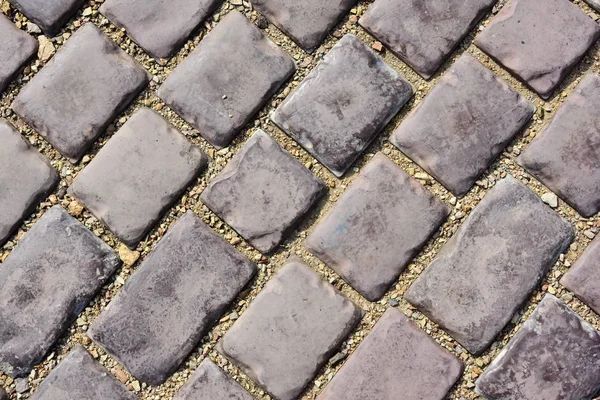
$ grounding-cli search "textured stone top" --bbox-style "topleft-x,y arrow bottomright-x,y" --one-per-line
0,387 -> 6,400
8,0 -> 83,35
0,13 -> 37,94
561,235 -> 600,315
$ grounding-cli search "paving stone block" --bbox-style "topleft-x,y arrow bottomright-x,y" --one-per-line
8,0 -> 83,35
587,0 -> 600,12
0,119 -> 58,246
476,295 -> 600,400
517,73 -> 600,217
159,10 -> 295,149
475,0 -> 600,99
174,359 -> 254,400
100,0 -> 222,60
0,388 -> 6,400
0,206 -> 120,377
219,258 -> 362,400
12,23 -> 150,163
273,34 -> 412,177
0,14 -> 37,94
69,108 -> 208,248
359,0 -> 495,79
88,211 -> 256,385
201,129 -> 325,254
251,0 -> 358,52
405,176 -> 573,354
391,54 -> 534,197
30,345 -> 137,400
561,236 -> 600,315
305,153 -> 449,301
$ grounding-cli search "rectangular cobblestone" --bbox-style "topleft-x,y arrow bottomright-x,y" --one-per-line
8,0 -> 83,35
0,14 -> 37,94
405,176 -> 573,354
561,235 -> 600,315
88,211 -> 256,385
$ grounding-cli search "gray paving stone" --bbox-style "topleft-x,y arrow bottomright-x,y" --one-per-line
0,387 -> 6,400
404,176 -> 573,355
587,0 -> 600,12
8,0 -> 83,35
475,0 -> 600,99
173,359 -> 254,400
30,345 -> 137,400
476,295 -> 600,400
0,14 -> 37,94
561,236 -> 600,315
0,206 -> 120,377
305,153 -> 449,301
100,0 -> 222,60
158,10 -> 295,149
201,129 -> 325,254
219,258 -> 362,400
69,108 -> 208,248
88,211 -> 256,385
12,23 -> 150,163
517,73 -> 600,217
0,119 -> 58,246
391,54 -> 534,197
359,0 -> 495,79
251,0 -> 358,52
272,34 -> 412,177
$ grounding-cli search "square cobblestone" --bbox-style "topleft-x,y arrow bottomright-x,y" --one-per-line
0,388 -> 5,400
318,308 -> 463,400
272,34 -> 412,177
305,153 -> 449,301
88,211 -> 256,385
561,236 -> 600,315
219,258 -> 362,400
158,10 -> 296,149
12,23 -> 150,163
0,14 -> 37,94
359,0 -> 495,79
405,176 -> 573,354
587,0 -> 600,12
0,206 -> 120,377
0,119 -> 58,246
391,54 -> 534,197
476,295 -> 600,400
8,0 -> 83,35
201,129 -> 325,254
518,73 -> 600,217
100,0 -> 222,60
475,0 -> 600,99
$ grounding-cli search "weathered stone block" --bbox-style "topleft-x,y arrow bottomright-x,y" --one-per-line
8,0 -> 83,35
561,235 -> 600,315
0,14 -> 37,94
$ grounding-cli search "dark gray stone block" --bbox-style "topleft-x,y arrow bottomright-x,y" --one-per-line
0,206 -> 120,377
69,108 -> 208,248
201,129 -> 325,254
88,211 -> 256,385
476,295 -> 600,400
475,0 -> 600,99
561,236 -> 600,315
30,345 -> 137,400
158,10 -> 295,149
305,153 -> 449,301
0,387 -> 6,400
359,0 -> 495,79
12,23 -> 150,163
0,119 -> 58,246
100,0 -> 222,60
219,258 -> 362,400
0,14 -> 37,94
517,73 -> 600,217
391,54 -> 534,197
8,0 -> 83,35
405,176 -> 573,355
273,34 -> 412,177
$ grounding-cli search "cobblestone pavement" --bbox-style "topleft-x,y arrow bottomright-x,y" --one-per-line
3,0 -> 600,399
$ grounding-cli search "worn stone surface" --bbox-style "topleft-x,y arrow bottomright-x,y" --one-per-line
88,211 -> 256,385
219,258 -> 362,400
391,54 -> 534,197
0,206 -> 120,377
475,0 -> 600,99
518,73 -> 600,217
100,0 -> 222,60
12,23 -> 150,163
159,10 -> 295,149
273,34 -> 412,177
405,176 -> 573,355
586,0 -> 600,12
173,359 -> 254,400
8,0 -> 83,35
0,14 -> 37,94
305,153 -> 449,301
201,129 -> 325,254
359,0 -> 495,79
29,345 -> 137,400
69,108 -> 208,248
0,119 -> 58,246
561,236 -> 600,315
0,387 -> 6,400
476,295 -> 600,400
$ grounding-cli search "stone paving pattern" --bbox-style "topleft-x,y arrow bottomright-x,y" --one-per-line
0,14 -> 36,94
